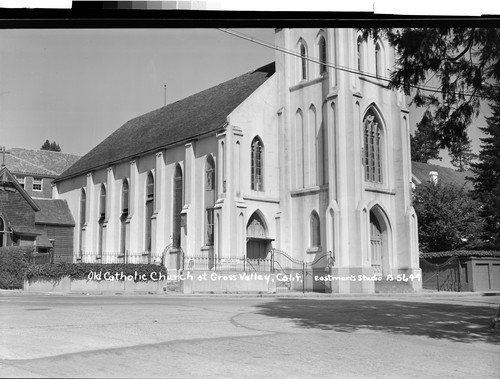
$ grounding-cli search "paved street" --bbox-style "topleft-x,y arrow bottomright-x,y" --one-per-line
1,293 -> 499,378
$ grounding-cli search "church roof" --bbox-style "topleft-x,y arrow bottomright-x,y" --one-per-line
4,148 -> 81,178
56,62 -> 276,182
35,199 -> 75,226
411,161 -> 474,191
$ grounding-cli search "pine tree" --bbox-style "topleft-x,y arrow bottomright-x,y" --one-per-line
410,110 -> 442,163
449,135 -> 476,171
470,89 -> 500,248
359,28 -> 500,148
40,140 -> 61,152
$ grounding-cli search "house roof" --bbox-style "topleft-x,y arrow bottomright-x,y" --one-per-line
35,199 -> 75,226
56,62 -> 276,182
0,166 -> 40,211
3,148 -> 81,178
411,161 -> 474,191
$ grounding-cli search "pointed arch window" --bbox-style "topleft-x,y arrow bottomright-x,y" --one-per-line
357,36 -> 363,72
145,172 -> 154,252
310,211 -> 321,248
318,34 -> 327,74
173,165 -> 183,248
363,111 -> 383,183
98,184 -> 106,257
299,41 -> 307,81
120,179 -> 129,255
205,156 -> 216,246
78,189 -> 86,255
375,42 -> 382,77
251,137 -> 264,191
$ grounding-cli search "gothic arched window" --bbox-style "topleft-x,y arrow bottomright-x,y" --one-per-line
98,184 -> 106,257
145,172 -> 154,252
375,42 -> 382,77
363,111 -> 383,183
205,156 -> 215,246
251,137 -> 264,191
357,36 -> 363,72
310,211 -> 321,248
173,165 -> 183,248
120,179 -> 129,255
299,41 -> 307,81
78,189 -> 86,255
318,34 -> 327,74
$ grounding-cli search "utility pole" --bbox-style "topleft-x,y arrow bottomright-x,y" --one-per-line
164,85 -> 167,106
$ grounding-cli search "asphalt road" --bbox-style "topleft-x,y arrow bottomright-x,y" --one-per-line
1,293 -> 499,378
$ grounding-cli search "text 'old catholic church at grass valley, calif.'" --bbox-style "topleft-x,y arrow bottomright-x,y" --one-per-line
48,28 -> 421,294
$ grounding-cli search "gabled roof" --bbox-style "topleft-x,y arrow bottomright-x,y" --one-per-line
411,161 -> 474,191
4,148 -> 81,178
57,62 -> 276,182
0,166 -> 40,211
35,199 -> 75,226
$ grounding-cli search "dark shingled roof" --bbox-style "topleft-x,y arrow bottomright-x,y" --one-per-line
35,199 -> 75,226
411,161 -> 474,191
5,148 -> 81,177
57,62 -> 276,182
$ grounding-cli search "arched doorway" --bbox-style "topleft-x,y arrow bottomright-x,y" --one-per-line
369,207 -> 389,276
246,212 -> 272,259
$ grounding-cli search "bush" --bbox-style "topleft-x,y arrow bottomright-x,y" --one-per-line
25,263 -> 168,282
0,246 -> 32,289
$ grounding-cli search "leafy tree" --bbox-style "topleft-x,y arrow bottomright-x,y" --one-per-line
360,28 -> 500,148
449,134 -> 476,171
413,181 -> 484,253
41,140 -> 61,152
470,87 -> 500,248
410,110 -> 442,163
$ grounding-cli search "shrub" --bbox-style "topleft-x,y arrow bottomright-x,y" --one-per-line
25,263 -> 168,282
0,246 -> 32,289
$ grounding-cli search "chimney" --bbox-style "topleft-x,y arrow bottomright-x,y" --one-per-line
429,171 -> 438,185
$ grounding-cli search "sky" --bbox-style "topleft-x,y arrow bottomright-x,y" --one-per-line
0,28 -> 276,156
0,27 -> 490,167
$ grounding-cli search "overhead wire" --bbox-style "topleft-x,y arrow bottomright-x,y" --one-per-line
217,28 -> 494,101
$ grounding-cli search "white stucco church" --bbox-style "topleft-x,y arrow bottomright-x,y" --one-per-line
54,28 -> 421,293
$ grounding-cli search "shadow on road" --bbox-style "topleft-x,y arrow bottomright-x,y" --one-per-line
254,299 -> 500,344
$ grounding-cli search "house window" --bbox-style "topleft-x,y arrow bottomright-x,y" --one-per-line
375,42 -> 382,77
0,217 -> 6,247
205,156 -> 215,246
364,111 -> 383,183
310,211 -> 321,247
251,136 -> 264,191
318,35 -> 327,74
299,41 -> 307,81
14,175 -> 25,189
145,172 -> 154,252
32,177 -> 42,191
98,184 -> 106,257
120,179 -> 129,255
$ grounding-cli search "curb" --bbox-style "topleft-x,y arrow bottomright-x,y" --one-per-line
1,289 -> 499,298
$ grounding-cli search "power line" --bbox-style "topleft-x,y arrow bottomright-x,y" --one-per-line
218,28 -> 492,101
